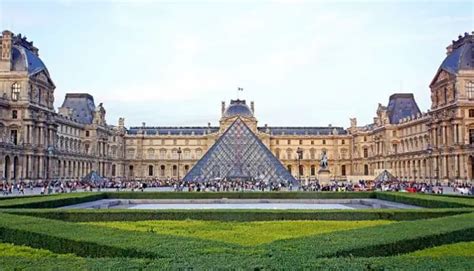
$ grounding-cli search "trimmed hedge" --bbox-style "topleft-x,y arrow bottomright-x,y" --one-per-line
0,212 -> 473,262
104,191 -> 376,199
4,208 -> 472,222
0,193 -> 105,209
266,212 -> 474,263
0,191 -> 472,210
375,192 -> 474,208
0,251 -> 473,270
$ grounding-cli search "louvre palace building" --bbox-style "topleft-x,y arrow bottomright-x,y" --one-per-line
1,29 -> 474,184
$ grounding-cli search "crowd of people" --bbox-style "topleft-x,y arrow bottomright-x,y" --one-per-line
1,177 -> 473,196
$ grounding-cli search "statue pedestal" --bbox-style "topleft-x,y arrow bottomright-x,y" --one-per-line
318,169 -> 331,185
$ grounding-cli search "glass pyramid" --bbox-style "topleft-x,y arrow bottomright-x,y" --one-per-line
183,118 -> 296,184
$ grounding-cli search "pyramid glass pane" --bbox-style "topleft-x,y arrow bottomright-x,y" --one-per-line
183,118 -> 296,184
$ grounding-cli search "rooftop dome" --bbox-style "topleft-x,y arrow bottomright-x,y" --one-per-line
223,99 -> 254,118
6,32 -> 49,76
438,32 -> 474,75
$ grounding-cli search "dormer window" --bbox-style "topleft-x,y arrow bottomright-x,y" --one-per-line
11,82 -> 20,101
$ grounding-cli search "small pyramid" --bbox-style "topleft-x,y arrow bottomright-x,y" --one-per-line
183,118 -> 296,184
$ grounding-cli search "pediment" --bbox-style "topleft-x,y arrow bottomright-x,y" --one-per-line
31,70 -> 56,88
430,69 -> 453,87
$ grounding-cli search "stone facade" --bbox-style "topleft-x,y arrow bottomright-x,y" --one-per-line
1,30 -> 473,184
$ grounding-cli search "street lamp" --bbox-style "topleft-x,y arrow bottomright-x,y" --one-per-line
296,147 -> 303,183
426,144 -> 433,185
47,146 -> 54,181
177,147 -> 182,182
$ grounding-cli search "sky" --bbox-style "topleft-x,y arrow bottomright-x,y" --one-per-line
0,0 -> 473,128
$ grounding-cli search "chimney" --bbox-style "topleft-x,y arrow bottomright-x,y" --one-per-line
221,101 -> 225,116
0,30 -> 13,71
250,101 -> 254,113
118,117 -> 125,128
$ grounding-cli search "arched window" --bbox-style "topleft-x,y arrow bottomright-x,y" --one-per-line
128,165 -> 134,177
11,82 -> 20,101
160,165 -> 166,177
148,165 -> 154,176
310,165 -> 316,176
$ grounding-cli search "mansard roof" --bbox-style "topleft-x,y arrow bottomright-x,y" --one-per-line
60,93 -> 96,124
387,93 -> 421,124
127,126 -> 219,135
439,32 -> 474,75
258,126 -> 347,135
430,32 -> 474,87
6,33 -> 51,79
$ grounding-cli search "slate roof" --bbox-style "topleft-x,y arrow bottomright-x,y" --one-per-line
60,93 -> 96,124
223,99 -> 253,118
386,93 -> 421,124
258,126 -> 347,135
438,32 -> 474,75
127,127 -> 219,135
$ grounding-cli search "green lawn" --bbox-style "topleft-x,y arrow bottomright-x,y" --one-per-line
85,220 -> 392,246
0,192 -> 472,269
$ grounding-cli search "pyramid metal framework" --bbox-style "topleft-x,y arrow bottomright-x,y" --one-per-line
183,118 -> 296,184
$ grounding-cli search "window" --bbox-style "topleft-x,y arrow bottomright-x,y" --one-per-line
469,109 -> 474,118
172,165 -> 177,176
11,83 -> 20,101
128,165 -> 134,177
12,110 -> 17,119
160,165 -> 166,176
341,165 -> 346,176
287,139 -> 291,145
299,140 -> 303,145
299,165 -> 304,175
310,165 -> 316,176
10,130 -> 18,145
85,144 -> 89,154
364,164 -> 369,175
111,164 -> 116,176
311,140 -> 314,145
364,136 -> 367,142
363,148 -> 368,158
469,129 -> 474,145
276,140 -> 279,144
287,165 -> 292,174
467,81 -> 474,99
341,139 -> 345,145
148,165 -> 154,176
392,131 -> 397,137
85,131 -> 90,137
322,139 -> 326,145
